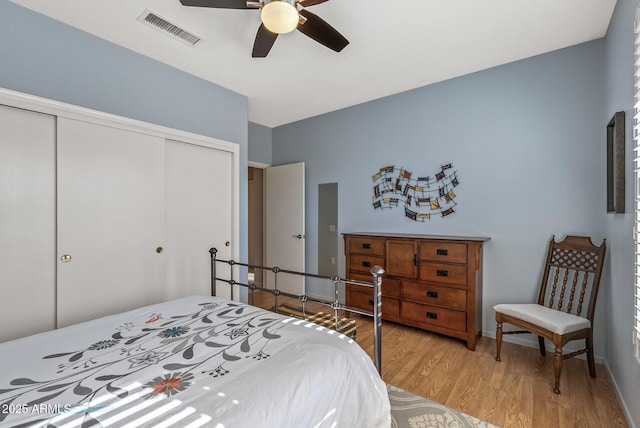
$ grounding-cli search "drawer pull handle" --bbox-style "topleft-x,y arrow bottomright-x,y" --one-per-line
436,270 -> 449,277
426,291 -> 438,298
368,299 -> 374,306
362,243 -> 371,249
426,312 -> 438,319
362,261 -> 371,267
436,249 -> 448,256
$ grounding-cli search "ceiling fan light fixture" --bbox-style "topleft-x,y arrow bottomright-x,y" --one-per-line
261,0 -> 299,34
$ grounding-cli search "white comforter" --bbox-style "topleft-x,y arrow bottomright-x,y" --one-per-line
0,295 -> 390,427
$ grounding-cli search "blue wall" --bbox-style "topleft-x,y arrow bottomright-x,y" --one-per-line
273,39 -> 605,304
603,0 -> 639,426
0,0 -> 250,285
248,122 -> 272,165
273,34 -> 610,385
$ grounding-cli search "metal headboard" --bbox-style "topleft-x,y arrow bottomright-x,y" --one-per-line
209,248 -> 385,374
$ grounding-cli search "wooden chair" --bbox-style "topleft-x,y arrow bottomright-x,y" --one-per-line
494,235 -> 606,394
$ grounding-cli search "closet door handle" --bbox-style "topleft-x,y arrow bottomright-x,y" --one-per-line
60,254 -> 72,263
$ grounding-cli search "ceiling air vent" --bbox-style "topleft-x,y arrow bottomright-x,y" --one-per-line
137,9 -> 203,47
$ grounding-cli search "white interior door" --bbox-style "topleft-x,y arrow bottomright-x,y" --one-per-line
0,105 -> 56,342
265,162 -> 305,295
166,140 -> 234,300
56,118 -> 166,327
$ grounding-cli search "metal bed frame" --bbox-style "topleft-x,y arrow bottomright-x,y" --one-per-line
209,248 -> 385,374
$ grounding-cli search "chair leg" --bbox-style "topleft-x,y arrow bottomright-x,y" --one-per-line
495,320 -> 503,362
538,335 -> 546,356
586,336 -> 596,378
553,345 -> 563,394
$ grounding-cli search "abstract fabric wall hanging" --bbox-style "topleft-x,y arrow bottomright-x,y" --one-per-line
372,163 -> 459,221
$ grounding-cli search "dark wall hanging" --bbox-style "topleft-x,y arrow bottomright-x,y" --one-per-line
372,163 -> 459,221
607,111 -> 625,213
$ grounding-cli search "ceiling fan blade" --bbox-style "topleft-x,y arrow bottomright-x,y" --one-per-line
179,0 -> 258,9
298,0 -> 330,7
297,9 -> 348,52
252,24 -> 279,58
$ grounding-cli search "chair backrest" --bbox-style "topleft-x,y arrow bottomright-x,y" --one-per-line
537,235 -> 606,322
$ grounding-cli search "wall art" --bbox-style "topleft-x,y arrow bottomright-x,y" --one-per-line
372,163 -> 459,221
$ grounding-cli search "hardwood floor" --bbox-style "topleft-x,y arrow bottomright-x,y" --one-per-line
250,291 -> 628,428
355,316 -> 628,428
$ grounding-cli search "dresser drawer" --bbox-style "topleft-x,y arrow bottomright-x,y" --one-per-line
349,237 -> 385,256
348,273 -> 401,299
401,281 -> 466,309
347,287 -> 372,312
419,262 -> 467,286
400,301 -> 467,332
347,288 -> 400,318
349,254 -> 385,274
420,242 -> 467,264
381,276 -> 401,298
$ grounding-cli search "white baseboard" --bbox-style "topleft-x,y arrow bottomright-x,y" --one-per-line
603,361 -> 637,428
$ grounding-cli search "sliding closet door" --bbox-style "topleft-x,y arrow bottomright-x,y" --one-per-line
56,118 -> 166,327
0,105 -> 55,342
165,140 -> 234,299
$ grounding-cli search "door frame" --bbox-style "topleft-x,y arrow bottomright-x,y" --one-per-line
248,161 -> 269,287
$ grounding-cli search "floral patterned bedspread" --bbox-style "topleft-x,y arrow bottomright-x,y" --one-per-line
0,295 -> 390,427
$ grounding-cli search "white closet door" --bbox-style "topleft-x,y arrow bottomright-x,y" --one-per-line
57,118 -> 166,327
0,105 -> 55,342
166,140 -> 234,300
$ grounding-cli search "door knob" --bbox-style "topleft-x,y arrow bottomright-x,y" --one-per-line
156,247 -> 163,254
60,254 -> 72,263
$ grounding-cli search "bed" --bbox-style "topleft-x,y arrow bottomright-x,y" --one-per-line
0,294 -> 390,427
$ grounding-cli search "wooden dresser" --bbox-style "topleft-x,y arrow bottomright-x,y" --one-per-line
343,233 -> 489,350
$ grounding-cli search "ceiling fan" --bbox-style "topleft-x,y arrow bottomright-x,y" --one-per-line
179,0 -> 349,58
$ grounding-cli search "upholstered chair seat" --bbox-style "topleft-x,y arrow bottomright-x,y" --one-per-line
493,303 -> 591,335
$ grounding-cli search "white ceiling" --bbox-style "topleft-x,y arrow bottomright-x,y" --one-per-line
11,0 -> 616,128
